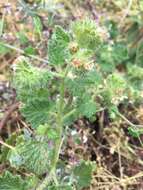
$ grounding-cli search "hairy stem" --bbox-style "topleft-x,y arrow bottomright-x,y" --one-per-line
36,71 -> 66,190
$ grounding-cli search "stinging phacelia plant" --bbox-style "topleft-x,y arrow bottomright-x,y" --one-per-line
0,19 -> 140,190
3,19 -> 102,190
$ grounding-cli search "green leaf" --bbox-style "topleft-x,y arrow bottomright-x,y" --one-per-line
112,43 -> 129,64
36,124 -> 49,136
21,100 -> 54,129
1,133 -> 17,162
66,78 -> 85,96
25,175 -> 39,190
0,43 -> 10,55
73,160 -> 96,189
13,58 -> 55,129
106,73 -> 126,91
0,171 -> 28,190
8,140 -> 53,175
48,26 -> 70,65
105,20 -> 119,39
127,65 -> 143,90
72,19 -> 102,51
24,46 -> 36,55
128,127 -> 143,138
47,185 -> 72,190
84,70 -> 102,85
101,72 -> 127,106
33,16 -> 43,35
36,124 -> 59,140
14,59 -> 51,93
98,43 -> 128,72
78,100 -> 97,118
13,59 -> 52,103
66,69 -> 101,97
16,32 -> 29,45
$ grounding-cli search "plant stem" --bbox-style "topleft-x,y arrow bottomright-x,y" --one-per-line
119,0 -> 133,27
36,71 -> 66,190
51,74 -> 65,171
115,110 -> 143,147
116,111 -> 143,129
0,139 -> 15,150
0,6 -> 5,37
0,42 -> 49,64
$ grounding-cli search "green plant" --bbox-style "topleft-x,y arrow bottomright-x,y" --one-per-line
0,17 -> 143,189
0,19 -> 102,190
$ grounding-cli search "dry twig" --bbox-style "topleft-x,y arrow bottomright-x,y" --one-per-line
0,102 -> 19,131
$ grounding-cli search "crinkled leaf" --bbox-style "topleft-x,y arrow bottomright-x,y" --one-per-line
72,19 -> 102,51
36,124 -> 59,140
78,100 -> 97,118
0,171 -> 28,190
101,72 -> 127,106
98,43 -> 128,72
33,16 -> 43,35
66,69 -> 101,97
21,100 -> 54,129
48,26 -> 70,65
13,60 -> 52,94
73,160 -> 96,189
127,65 -> 143,90
13,59 -> 52,104
66,77 -> 85,96
8,140 -> 53,175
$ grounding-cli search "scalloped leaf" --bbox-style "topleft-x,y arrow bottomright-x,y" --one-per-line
73,160 -> 96,189
21,100 -> 54,129
78,100 -> 97,118
0,171 -> 28,190
14,59 -> 51,91
8,140 -> 53,175
48,26 -> 70,65
72,19 -> 102,51
13,59 -> 52,103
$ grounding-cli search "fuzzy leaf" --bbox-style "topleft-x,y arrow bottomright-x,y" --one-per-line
36,124 -> 59,140
33,16 -> 43,34
0,171 -> 28,190
8,140 -> 53,175
127,65 -> 143,90
73,160 -> 96,189
101,72 -> 127,106
48,26 -> 70,65
13,60 -> 51,92
21,100 -> 54,129
72,19 -> 102,51
78,100 -> 97,118
98,43 -> 128,72
66,69 -> 101,97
